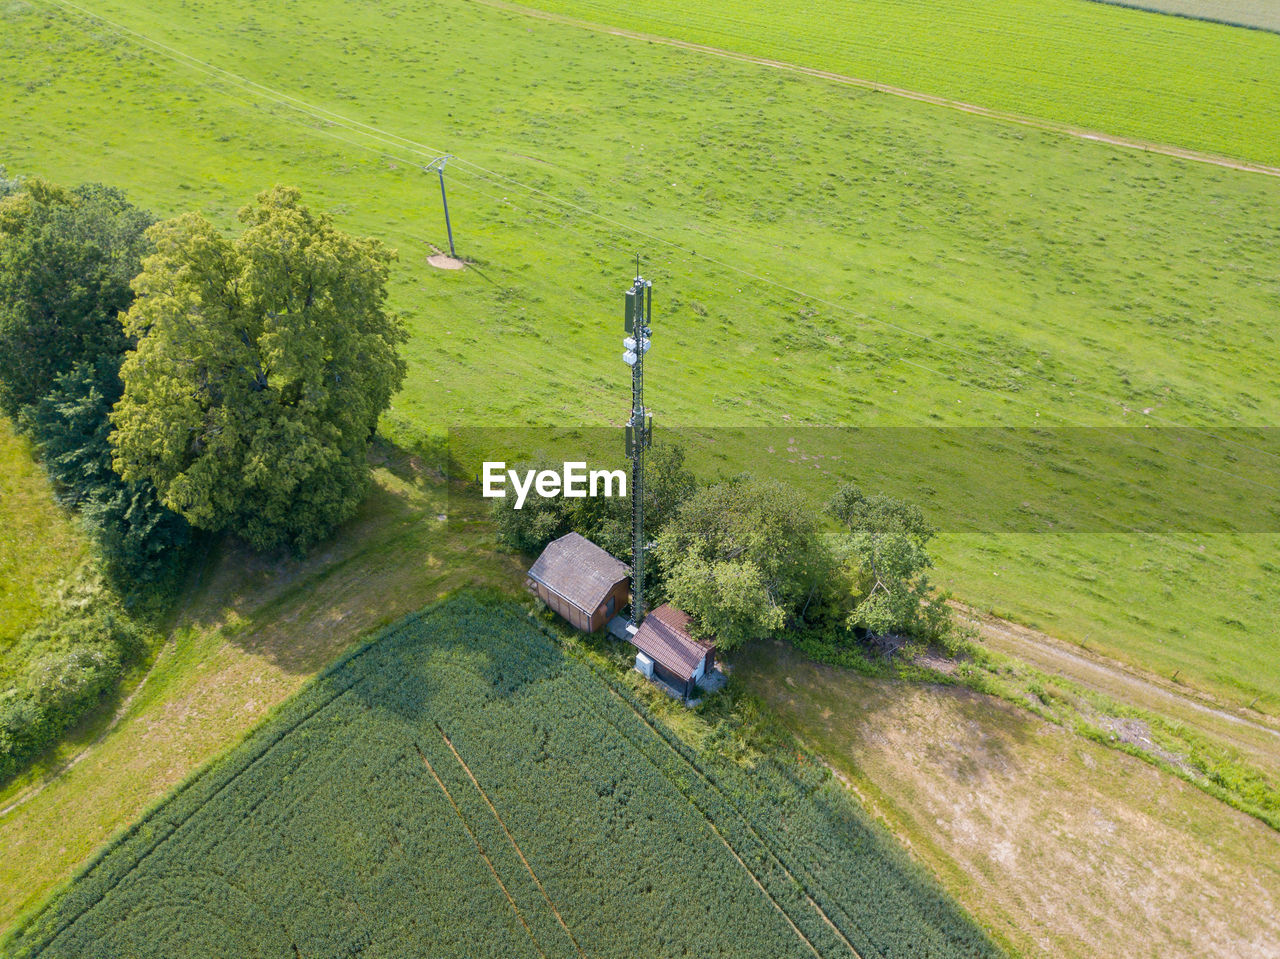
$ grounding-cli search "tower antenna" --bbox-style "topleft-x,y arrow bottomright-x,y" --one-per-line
622,266 -> 653,628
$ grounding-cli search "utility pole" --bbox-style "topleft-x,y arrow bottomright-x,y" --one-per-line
623,266 -> 652,628
424,155 -> 456,258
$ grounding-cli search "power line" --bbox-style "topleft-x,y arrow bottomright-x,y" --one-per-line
36,0 -> 1280,473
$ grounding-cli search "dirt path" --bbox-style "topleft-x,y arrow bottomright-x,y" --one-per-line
740,643 -> 1280,959
474,0 -> 1280,178
953,603 -> 1280,773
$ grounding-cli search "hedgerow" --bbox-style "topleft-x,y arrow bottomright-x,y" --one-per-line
5,594 -> 1001,958
0,569 -> 149,784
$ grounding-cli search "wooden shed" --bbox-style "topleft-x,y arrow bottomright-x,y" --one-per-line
629,603 -> 716,701
526,532 -> 630,633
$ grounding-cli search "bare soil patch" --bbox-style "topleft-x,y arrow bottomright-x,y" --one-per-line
736,642 -> 1280,959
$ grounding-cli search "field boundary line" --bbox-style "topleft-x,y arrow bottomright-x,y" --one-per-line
547,654 -> 848,959
17,679 -> 367,956
470,0 -> 1280,178
596,683 -> 864,958
413,743 -> 548,959
6,603 -> 443,953
436,725 -> 588,959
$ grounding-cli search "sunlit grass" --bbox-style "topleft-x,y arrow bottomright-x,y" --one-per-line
2,0 -> 1277,706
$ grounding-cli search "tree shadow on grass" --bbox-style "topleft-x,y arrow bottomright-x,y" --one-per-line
339,591 -> 569,730
174,434 -> 526,677
735,638 -> 1031,787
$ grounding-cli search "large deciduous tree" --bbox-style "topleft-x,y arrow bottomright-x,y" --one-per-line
0,178 -> 153,417
110,186 -> 407,552
654,476 -> 834,650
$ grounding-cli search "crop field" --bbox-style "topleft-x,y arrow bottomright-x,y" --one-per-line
510,0 -> 1280,166
4,594 -> 997,958
0,443 -> 529,932
2,0 -> 1278,711
1086,0 -> 1280,33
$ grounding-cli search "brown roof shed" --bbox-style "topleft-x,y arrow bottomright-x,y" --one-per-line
527,533 -> 630,632
630,604 -> 715,682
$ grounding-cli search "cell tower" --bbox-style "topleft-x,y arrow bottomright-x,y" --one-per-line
623,268 -> 653,628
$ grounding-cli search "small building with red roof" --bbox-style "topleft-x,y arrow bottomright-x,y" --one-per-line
629,603 -> 716,701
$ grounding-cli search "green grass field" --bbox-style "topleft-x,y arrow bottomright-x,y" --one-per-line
0,420 -> 88,671
510,0 -> 1280,165
4,593 -> 998,958
2,0 -> 1277,709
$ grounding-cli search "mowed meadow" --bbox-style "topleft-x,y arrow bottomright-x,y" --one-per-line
0,420 -> 88,667
511,0 -> 1280,165
3,0 -> 1279,707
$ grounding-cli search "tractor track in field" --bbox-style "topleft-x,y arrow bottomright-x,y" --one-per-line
584,686 -> 831,959
415,743 -> 549,959
953,603 -> 1280,769
567,655 -> 869,959
473,0 -> 1280,179
435,725 -> 587,959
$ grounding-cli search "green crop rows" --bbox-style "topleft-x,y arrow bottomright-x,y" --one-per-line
4,594 -> 998,958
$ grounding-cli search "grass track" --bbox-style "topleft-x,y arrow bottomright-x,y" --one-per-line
509,0 -> 1280,167
478,0 -> 1280,178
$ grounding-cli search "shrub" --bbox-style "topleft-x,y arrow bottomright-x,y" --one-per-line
21,358 -> 191,591
0,569 -> 148,784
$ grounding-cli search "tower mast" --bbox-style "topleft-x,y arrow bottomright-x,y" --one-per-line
623,268 -> 652,628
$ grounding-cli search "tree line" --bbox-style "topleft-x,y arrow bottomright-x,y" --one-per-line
0,172 -> 406,783
493,446 -> 954,655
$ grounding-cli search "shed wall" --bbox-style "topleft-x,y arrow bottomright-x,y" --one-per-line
533,579 -> 627,634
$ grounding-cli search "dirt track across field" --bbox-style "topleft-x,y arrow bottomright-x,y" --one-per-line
477,0 -> 1280,179
954,603 -> 1280,776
